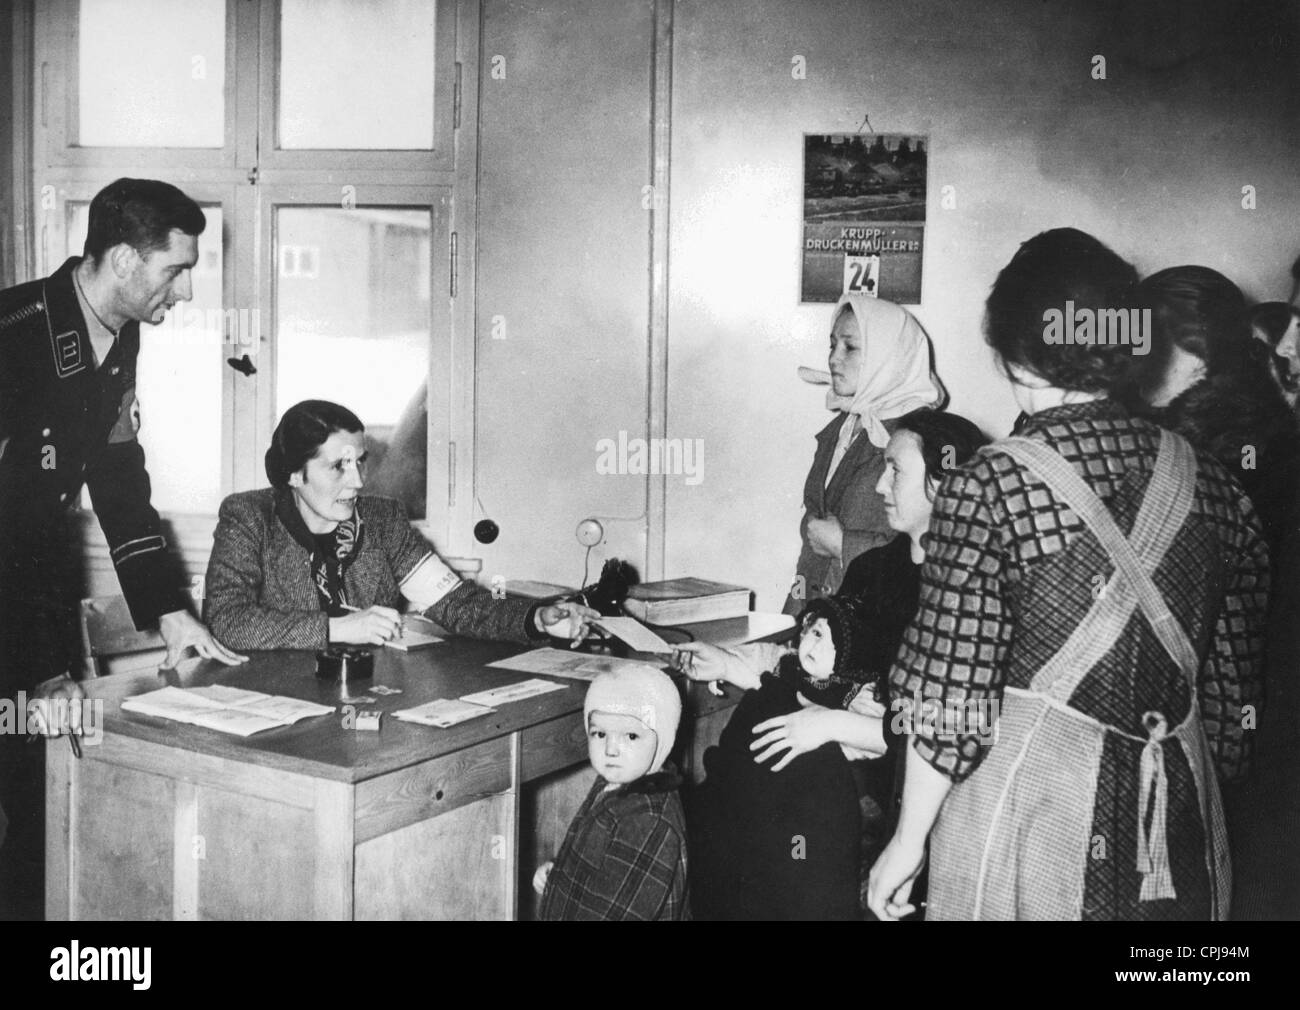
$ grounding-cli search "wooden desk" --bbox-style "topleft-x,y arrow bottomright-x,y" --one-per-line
46,613 -> 792,921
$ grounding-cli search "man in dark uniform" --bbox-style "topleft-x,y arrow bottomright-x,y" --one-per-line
0,178 -> 246,919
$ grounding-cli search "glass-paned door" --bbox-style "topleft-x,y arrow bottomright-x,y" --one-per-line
272,205 -> 434,516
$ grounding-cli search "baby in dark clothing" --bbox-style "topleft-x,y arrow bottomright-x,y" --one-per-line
678,594 -> 878,920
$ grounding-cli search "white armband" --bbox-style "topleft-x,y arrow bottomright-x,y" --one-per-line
399,552 -> 462,609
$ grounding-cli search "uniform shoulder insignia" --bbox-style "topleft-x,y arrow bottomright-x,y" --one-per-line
0,300 -> 44,332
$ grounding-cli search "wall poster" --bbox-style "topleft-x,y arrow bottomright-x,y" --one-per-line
800,133 -> 927,304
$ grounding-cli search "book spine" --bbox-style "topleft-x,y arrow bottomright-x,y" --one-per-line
624,594 -> 750,626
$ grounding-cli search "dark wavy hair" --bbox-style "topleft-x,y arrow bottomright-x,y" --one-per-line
892,408 -> 989,496
1141,266 -> 1251,368
984,228 -> 1139,394
1114,266 -> 1262,408
265,400 -> 364,488
83,178 -> 206,264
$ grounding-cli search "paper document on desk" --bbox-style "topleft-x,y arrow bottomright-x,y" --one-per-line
487,648 -> 666,682
122,686 -> 227,719
460,678 -> 569,707
393,698 -> 496,728
189,686 -> 334,722
189,685 -> 265,706
123,686 -> 335,737
591,617 -> 675,654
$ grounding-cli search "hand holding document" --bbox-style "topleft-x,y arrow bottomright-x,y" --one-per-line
590,616 -> 675,654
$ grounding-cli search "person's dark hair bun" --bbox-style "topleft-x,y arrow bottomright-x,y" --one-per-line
266,400 -> 364,488
264,444 -> 289,488
892,408 -> 990,486
984,227 -> 1139,394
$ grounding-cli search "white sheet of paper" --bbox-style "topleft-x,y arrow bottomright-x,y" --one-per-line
121,686 -> 334,735
460,678 -> 569,707
121,686 -> 229,718
393,698 -> 496,728
487,648 -> 666,681
185,708 -> 287,737
591,616 -> 675,654
190,685 -> 268,706
236,695 -> 335,723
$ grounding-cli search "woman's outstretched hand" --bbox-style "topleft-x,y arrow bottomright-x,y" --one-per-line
536,601 -> 601,645
673,642 -> 765,692
671,641 -> 730,682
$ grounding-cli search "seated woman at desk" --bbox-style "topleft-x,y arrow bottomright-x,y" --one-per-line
205,399 -> 595,650
677,408 -> 988,919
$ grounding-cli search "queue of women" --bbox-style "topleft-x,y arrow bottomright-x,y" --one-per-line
673,228 -> 1292,920
201,226 -> 1293,920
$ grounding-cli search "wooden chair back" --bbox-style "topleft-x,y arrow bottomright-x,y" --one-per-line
79,595 -> 166,678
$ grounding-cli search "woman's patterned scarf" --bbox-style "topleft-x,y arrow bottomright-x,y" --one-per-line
274,490 -> 363,616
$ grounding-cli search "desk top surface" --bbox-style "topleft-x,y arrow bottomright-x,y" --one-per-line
82,612 -> 793,785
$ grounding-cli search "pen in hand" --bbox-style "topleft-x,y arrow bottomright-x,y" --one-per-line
26,726 -> 83,759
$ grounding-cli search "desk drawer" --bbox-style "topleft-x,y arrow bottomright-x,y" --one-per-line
355,736 -> 512,843
519,712 -> 587,780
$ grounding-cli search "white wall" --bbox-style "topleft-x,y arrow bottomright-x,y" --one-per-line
472,0 -> 655,590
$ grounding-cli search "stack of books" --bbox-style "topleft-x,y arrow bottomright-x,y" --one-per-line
623,577 -> 751,626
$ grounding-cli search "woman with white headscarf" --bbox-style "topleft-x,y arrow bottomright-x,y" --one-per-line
784,294 -> 945,614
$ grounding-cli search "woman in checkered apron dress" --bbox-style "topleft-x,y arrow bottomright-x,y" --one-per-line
866,230 -> 1270,921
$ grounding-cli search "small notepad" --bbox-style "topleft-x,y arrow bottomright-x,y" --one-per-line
460,679 -> 568,707
393,698 -> 496,728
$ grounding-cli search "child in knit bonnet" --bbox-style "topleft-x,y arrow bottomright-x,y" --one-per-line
534,667 -> 690,920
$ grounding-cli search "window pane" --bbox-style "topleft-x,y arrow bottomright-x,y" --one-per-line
68,203 -> 225,514
78,0 -> 226,148
278,0 -> 435,150
275,207 -> 430,518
